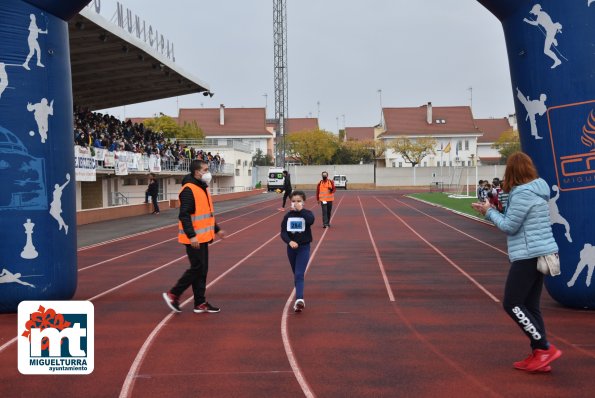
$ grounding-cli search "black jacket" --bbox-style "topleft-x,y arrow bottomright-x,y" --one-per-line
179,174 -> 220,242
283,173 -> 292,191
147,179 -> 158,196
280,209 -> 315,245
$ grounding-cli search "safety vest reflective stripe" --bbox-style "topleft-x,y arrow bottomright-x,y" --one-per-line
178,183 -> 215,244
191,213 -> 214,221
178,226 -> 215,235
319,181 -> 334,201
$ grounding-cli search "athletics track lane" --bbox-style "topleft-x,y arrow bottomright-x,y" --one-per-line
0,191 -> 593,397
0,195 -> 288,397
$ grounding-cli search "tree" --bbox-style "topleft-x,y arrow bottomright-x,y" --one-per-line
142,113 -> 179,138
285,129 -> 339,165
389,137 -> 436,167
252,148 -> 274,166
177,121 -> 205,140
331,139 -> 375,164
492,128 -> 520,162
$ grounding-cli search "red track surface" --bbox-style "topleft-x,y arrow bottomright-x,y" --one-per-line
1,191 -> 593,397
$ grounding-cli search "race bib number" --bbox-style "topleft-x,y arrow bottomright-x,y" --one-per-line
287,217 -> 305,232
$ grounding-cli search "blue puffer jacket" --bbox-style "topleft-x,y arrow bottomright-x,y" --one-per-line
486,178 -> 558,262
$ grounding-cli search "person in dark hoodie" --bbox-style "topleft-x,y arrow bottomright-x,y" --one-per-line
162,159 -> 225,313
279,170 -> 293,211
145,173 -> 160,214
280,190 -> 315,312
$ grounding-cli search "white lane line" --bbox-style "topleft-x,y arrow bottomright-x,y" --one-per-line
376,197 -> 499,303
78,196 -> 278,251
0,208 -> 284,355
119,233 -> 281,398
395,198 -> 507,255
358,196 -> 395,302
79,203 -> 282,271
281,195 -> 345,398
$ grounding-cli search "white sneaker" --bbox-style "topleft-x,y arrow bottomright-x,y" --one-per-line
294,299 -> 305,313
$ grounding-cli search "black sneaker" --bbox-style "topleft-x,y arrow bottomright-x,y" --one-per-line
162,291 -> 181,312
194,302 -> 220,313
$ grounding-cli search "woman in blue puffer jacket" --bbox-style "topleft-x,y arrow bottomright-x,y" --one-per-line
473,152 -> 562,373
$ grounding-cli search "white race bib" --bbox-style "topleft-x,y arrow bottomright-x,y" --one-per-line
287,217 -> 305,232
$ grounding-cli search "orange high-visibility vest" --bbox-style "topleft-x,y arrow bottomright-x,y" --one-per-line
178,183 -> 215,244
318,180 -> 334,202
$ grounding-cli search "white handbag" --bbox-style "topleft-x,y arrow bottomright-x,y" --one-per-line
537,253 -> 561,276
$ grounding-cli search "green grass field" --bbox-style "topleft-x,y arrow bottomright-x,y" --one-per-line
407,192 -> 481,218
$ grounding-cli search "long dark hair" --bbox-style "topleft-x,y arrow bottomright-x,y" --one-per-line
502,152 -> 538,192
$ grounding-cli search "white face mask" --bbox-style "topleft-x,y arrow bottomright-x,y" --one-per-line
201,171 -> 212,185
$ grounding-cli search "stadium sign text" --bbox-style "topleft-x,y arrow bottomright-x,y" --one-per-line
87,0 -> 175,62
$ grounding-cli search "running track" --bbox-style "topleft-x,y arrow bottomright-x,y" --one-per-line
0,191 -> 593,397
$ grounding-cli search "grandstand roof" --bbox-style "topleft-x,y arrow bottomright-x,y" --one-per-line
69,8 -> 210,110
474,118 -> 512,143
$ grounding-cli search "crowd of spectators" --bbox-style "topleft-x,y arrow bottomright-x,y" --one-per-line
73,107 -> 225,172
477,178 -> 509,213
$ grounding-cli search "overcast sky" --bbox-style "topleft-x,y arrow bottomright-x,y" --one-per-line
97,0 -> 515,132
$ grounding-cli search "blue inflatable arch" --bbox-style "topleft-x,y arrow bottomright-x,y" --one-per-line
0,0 -> 593,311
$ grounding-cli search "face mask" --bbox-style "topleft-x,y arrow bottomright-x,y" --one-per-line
322,175 -> 328,180
201,172 -> 212,185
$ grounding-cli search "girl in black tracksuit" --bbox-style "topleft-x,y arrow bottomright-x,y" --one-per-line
280,190 -> 315,312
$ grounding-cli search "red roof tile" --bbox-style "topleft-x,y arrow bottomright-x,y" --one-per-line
474,118 -> 512,143
177,107 -> 272,137
345,127 -> 374,141
285,118 -> 319,134
381,105 -> 479,136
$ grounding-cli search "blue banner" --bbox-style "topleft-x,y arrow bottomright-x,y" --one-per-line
0,0 -> 90,313
479,0 -> 595,308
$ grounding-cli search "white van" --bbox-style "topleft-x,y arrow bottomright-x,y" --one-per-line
267,167 -> 285,191
333,174 -> 348,190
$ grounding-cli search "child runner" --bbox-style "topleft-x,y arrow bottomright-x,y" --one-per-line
280,190 -> 315,312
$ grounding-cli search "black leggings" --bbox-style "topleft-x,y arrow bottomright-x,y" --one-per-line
282,189 -> 292,208
502,258 -> 549,350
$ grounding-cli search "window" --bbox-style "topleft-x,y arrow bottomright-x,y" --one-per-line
457,141 -> 462,150
123,178 -> 136,186
465,140 -> 469,150
392,161 -> 396,167
235,168 -> 240,176
398,162 -> 403,167
423,162 -> 427,167
248,169 -> 252,176
236,159 -> 241,166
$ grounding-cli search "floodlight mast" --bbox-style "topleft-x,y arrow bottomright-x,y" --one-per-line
273,0 -> 288,168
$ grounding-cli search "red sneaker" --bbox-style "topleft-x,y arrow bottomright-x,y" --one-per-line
513,353 -> 534,370
525,345 -> 562,372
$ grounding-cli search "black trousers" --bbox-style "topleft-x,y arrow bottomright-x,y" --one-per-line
502,258 -> 548,350
321,201 -> 333,226
171,243 -> 209,306
150,193 -> 159,213
282,189 -> 292,208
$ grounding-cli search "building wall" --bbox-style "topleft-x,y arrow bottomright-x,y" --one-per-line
257,164 -> 505,188
383,136 -> 480,168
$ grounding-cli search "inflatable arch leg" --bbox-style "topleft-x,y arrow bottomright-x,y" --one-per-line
0,0 -> 90,313
478,0 -> 595,308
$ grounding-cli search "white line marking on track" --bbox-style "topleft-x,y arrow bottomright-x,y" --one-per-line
0,206 -> 284,355
358,196 -> 395,301
375,197 -> 499,303
77,196 -> 278,251
80,203 -> 282,271
280,195 -> 345,398
395,198 -> 507,255
119,233 -> 281,398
